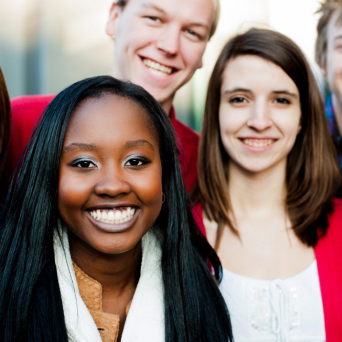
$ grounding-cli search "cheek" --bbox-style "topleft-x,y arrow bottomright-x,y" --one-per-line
218,116 -> 240,157
121,21 -> 157,51
183,42 -> 206,70
277,115 -> 301,144
131,170 -> 163,231
219,107 -> 244,136
58,172 -> 90,217
133,170 -> 163,205
328,52 -> 342,81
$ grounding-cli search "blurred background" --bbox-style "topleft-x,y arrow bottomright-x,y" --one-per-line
0,0 -> 321,132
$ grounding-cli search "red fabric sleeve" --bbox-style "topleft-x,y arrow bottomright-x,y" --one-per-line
315,198 -> 342,341
8,95 -> 55,179
170,107 -> 199,193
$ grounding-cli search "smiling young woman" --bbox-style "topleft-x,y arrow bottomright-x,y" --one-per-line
192,28 -> 342,341
0,76 -> 233,342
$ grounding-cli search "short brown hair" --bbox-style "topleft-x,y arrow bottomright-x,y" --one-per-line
315,0 -> 342,67
0,67 -> 11,197
116,0 -> 220,38
193,28 -> 341,248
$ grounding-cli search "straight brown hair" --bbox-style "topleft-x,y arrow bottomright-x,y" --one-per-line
0,67 -> 11,196
192,28 -> 341,248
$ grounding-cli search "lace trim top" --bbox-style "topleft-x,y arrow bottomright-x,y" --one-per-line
220,260 -> 325,342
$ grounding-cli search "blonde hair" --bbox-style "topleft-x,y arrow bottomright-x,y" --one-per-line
209,0 -> 220,38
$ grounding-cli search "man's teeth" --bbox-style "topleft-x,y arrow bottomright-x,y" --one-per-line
242,139 -> 273,147
89,208 -> 136,224
143,59 -> 172,76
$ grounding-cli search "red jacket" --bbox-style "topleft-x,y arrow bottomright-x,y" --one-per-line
193,199 -> 342,341
8,95 -> 199,193
9,95 -> 56,177
169,107 -> 199,192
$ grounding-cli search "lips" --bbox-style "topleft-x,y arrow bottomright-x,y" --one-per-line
142,58 -> 175,77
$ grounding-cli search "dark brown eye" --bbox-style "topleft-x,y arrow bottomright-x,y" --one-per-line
77,161 -> 94,168
274,97 -> 290,104
126,158 -> 143,166
230,97 -> 247,103
70,159 -> 97,168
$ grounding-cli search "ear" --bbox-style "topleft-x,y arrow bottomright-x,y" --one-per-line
106,2 -> 121,37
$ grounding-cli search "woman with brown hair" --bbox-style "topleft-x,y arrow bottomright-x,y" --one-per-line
0,67 -> 11,205
193,28 -> 342,341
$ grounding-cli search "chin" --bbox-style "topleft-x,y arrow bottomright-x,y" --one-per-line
236,161 -> 275,175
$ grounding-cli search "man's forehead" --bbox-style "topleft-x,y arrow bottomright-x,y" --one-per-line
128,0 -> 214,21
122,0 -> 218,37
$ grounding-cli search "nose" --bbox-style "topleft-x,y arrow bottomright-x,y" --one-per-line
94,168 -> 131,197
247,101 -> 273,131
156,25 -> 180,57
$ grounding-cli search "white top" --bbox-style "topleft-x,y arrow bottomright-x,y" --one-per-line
220,260 -> 325,342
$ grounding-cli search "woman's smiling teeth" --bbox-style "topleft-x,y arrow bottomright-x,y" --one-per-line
143,58 -> 173,77
242,139 -> 274,147
89,207 -> 136,224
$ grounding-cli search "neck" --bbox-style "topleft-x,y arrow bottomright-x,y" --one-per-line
111,65 -> 174,117
228,160 -> 287,219
159,98 -> 173,117
70,235 -> 141,295
332,93 -> 342,134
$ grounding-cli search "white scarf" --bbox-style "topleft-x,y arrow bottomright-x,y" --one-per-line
54,226 -> 165,342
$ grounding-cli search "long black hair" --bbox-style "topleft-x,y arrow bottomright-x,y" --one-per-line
0,76 -> 233,342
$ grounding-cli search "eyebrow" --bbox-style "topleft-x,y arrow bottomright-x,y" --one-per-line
141,3 -> 209,30
124,140 -> 154,151
334,35 -> 342,42
64,140 -> 154,153
223,88 -> 250,96
223,88 -> 298,98
273,90 -> 298,98
64,143 -> 99,153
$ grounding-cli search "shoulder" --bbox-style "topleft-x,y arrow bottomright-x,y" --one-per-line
315,198 -> 342,338
328,198 -> 342,233
11,94 -> 56,119
316,198 -> 342,256
8,95 -> 56,177
170,107 -> 199,146
172,118 -> 199,147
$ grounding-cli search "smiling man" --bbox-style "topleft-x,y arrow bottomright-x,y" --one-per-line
9,0 -> 220,192
316,0 -> 342,196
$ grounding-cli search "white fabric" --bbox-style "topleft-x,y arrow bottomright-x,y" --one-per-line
220,260 -> 325,342
54,226 -> 165,342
